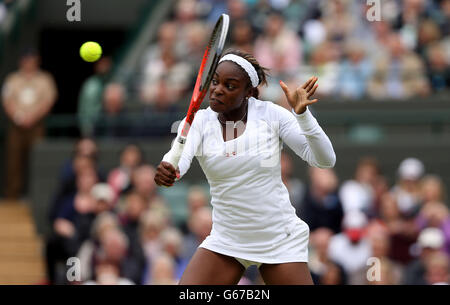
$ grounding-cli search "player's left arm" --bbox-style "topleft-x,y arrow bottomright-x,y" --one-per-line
278,77 -> 336,168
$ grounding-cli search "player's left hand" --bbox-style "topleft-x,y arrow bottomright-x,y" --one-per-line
280,76 -> 319,114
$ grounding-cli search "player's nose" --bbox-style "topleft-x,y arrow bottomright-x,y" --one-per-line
211,83 -> 225,96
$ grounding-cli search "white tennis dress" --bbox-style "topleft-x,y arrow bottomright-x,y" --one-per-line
163,97 -> 336,266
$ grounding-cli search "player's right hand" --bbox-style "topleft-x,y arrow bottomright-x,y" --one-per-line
154,161 -> 180,187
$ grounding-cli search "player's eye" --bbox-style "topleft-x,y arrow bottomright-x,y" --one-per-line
227,84 -> 235,90
212,79 -> 218,86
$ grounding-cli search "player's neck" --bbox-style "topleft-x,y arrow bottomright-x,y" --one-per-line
220,102 -> 248,123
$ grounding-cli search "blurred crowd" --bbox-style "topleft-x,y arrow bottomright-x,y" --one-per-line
76,0 -> 450,138
284,153 -> 450,285
2,0 -> 450,141
136,0 -> 449,108
45,138 -> 214,285
43,138 -> 450,285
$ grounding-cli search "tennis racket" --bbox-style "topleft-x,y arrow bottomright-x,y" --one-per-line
164,13 -> 229,169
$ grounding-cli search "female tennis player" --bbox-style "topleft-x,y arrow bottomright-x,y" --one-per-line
154,49 -> 336,284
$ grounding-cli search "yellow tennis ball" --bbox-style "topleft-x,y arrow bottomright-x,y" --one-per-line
80,41 -> 102,62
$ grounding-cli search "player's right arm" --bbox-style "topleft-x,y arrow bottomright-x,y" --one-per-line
154,161 -> 179,187
155,112 -> 203,187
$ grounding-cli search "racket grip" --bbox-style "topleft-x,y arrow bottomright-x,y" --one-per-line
164,136 -> 186,170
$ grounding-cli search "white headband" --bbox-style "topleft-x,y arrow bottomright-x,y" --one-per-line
219,54 -> 260,88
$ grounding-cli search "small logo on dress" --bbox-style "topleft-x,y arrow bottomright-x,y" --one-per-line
225,152 -> 237,157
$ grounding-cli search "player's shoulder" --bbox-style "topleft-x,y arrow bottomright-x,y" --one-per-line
201,107 -> 221,121
188,108 -> 213,129
250,97 -> 292,119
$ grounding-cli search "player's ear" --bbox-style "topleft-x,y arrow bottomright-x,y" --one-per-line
245,85 -> 253,99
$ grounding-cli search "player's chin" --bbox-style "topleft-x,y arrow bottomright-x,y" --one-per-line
209,99 -> 225,112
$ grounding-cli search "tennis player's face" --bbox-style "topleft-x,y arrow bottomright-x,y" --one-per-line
209,61 -> 251,114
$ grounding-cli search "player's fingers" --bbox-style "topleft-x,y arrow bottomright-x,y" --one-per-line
155,173 -> 175,186
161,161 -> 177,175
154,175 -> 168,187
302,76 -> 314,89
307,99 -> 319,106
279,80 -> 289,96
306,77 -> 317,92
159,166 -> 176,180
307,84 -> 318,98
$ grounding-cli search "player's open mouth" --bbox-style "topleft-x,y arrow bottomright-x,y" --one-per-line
210,98 -> 224,104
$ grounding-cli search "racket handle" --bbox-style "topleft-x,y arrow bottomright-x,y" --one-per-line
164,136 -> 186,170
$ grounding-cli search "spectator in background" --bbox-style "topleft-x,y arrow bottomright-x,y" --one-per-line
108,144 -> 144,202
49,154 -> 96,222
229,19 -> 254,55
424,42 -> 450,92
140,49 -> 191,107
2,48 -> 57,200
304,40 -> 340,97
416,19 -> 442,58
366,257 -> 400,285
368,33 -> 430,99
53,169 -> 99,228
173,0 -> 202,44
95,83 -> 130,138
148,253 -> 178,285
93,228 -> 141,284
77,211 -> 120,282
227,0 -> 249,20
391,157 -> 425,217
315,260 -> 348,285
130,165 -> 160,205
183,21 -> 210,70
180,186 -> 209,235
140,210 -> 170,283
328,210 -> 372,285
45,170 -> 101,284
365,222 -> 403,284
365,20 -> 393,61
46,192 -> 96,284
339,157 -> 379,217
48,138 -> 105,223
402,227 -> 445,285
336,40 -> 373,99
320,0 -> 355,44
84,262 -> 134,285
424,251 -> 449,285
378,193 -> 418,265
394,0 -> 429,51
297,167 -> 343,234
59,138 -> 99,183
141,22 -> 180,69
420,174 -> 447,205
182,206 -> 212,261
139,48 -> 190,137
254,10 -> 302,76
435,0 -> 450,36
309,227 -> 347,285
159,227 -> 189,281
118,193 -> 147,267
77,56 -> 112,137
415,201 -> 450,256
